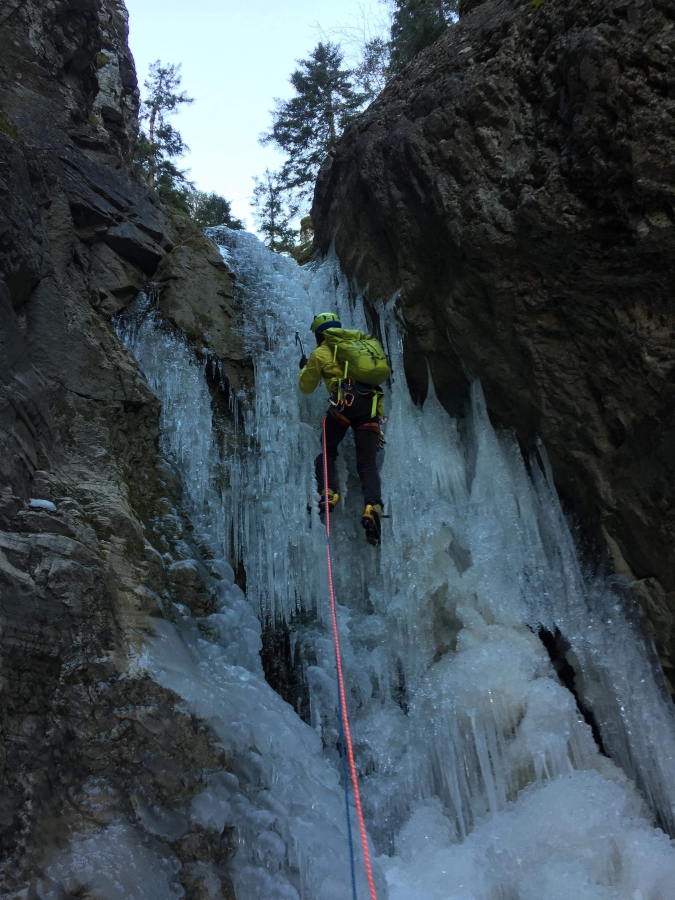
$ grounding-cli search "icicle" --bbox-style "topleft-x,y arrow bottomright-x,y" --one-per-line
103,229 -> 675,900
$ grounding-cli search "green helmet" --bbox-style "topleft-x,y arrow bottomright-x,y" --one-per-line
311,312 -> 341,334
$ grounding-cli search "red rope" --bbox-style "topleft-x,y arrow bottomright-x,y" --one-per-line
322,417 -> 378,900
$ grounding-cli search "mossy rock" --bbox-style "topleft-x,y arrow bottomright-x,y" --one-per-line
290,240 -> 313,266
291,216 -> 314,265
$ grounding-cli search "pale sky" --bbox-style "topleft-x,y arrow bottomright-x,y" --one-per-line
124,0 -> 389,229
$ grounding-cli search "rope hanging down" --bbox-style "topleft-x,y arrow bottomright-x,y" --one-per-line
322,417 -> 378,900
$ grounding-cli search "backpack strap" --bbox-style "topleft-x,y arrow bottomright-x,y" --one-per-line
370,388 -> 384,418
330,343 -> 349,380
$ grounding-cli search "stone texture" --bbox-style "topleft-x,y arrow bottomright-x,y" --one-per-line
313,0 -> 675,664
155,216 -> 254,397
0,0 -> 248,893
103,220 -> 166,273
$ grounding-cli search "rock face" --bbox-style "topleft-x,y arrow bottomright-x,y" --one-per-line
154,219 -> 252,395
313,0 -> 675,675
0,2 -> 247,893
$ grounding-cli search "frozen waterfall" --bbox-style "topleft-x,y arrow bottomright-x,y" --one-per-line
108,228 -> 675,900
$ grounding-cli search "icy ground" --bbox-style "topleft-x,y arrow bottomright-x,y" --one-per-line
42,229 -> 675,899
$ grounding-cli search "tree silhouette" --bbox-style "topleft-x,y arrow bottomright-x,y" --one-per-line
261,42 -> 363,199
138,61 -> 193,190
251,170 -> 297,253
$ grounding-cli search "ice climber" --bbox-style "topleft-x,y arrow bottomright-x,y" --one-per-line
298,312 -> 391,546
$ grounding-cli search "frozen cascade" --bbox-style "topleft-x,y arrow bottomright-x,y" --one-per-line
97,226 -> 675,900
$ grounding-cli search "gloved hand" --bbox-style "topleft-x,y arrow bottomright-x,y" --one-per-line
299,355 -> 308,369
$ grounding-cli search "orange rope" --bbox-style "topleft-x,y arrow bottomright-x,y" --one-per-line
322,417 -> 378,900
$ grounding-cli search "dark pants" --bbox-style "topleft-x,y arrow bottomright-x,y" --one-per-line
315,393 -> 383,507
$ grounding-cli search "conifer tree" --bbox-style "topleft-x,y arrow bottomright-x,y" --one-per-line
136,61 -> 194,205
354,37 -> 390,100
190,191 -> 244,230
319,6 -> 393,101
389,0 -> 456,73
261,42 -> 364,198
135,64 -> 242,227
251,170 -> 297,253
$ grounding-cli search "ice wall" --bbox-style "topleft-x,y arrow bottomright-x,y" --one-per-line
114,295 -> 378,900
107,228 -> 675,900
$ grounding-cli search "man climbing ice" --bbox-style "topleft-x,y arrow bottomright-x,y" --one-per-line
298,312 -> 390,546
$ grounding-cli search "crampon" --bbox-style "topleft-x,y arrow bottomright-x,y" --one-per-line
361,503 -> 382,546
318,489 -> 339,519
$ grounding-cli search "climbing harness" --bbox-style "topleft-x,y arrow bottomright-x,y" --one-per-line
322,417 -> 378,900
330,378 -> 384,420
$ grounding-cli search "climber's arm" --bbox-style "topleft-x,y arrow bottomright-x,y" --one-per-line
298,348 -> 324,394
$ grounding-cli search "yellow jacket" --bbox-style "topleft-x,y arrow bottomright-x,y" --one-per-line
298,343 -> 343,395
298,344 -> 386,416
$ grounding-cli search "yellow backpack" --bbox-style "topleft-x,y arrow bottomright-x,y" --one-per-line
322,328 -> 391,386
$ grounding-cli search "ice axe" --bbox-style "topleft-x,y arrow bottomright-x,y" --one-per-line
295,331 -> 307,368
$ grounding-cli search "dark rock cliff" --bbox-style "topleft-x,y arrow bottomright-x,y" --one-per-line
0,1 -> 247,893
313,0 -> 675,680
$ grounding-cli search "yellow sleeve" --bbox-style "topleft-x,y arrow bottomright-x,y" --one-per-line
298,348 -> 325,394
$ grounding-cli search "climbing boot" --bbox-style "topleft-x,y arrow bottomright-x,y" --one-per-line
318,489 -> 339,519
361,503 -> 382,546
